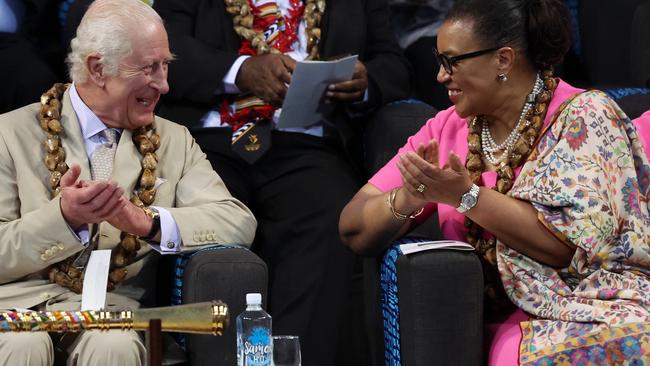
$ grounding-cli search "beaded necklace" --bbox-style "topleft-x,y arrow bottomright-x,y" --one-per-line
221,0 -> 325,130
39,83 -> 160,293
225,0 -> 324,59
464,69 -> 558,313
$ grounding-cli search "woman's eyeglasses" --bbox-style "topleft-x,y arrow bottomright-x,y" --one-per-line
433,47 -> 501,75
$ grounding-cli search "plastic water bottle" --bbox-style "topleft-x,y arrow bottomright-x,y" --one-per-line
237,293 -> 273,366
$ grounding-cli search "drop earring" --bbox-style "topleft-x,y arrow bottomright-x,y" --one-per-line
497,73 -> 508,82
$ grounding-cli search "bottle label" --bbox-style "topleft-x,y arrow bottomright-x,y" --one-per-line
244,326 -> 272,365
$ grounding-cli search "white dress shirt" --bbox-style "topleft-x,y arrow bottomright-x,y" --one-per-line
69,84 -> 182,254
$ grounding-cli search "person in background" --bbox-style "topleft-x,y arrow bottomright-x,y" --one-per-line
340,0 -> 650,364
0,0 -> 66,113
153,0 -> 411,364
389,0 -> 454,110
0,1 -> 256,364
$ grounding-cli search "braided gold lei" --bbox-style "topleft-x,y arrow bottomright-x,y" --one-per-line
464,69 -> 557,311
39,83 -> 160,293
225,0 -> 325,59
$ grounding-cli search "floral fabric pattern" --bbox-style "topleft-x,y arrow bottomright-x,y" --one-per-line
499,91 -> 650,365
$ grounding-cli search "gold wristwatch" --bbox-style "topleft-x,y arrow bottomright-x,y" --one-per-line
141,206 -> 161,240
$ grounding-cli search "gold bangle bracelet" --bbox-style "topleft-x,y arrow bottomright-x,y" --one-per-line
386,187 -> 424,220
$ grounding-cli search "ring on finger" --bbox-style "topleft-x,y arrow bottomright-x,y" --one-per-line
416,183 -> 427,193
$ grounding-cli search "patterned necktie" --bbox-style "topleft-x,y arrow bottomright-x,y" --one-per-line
75,129 -> 119,268
90,129 -> 118,181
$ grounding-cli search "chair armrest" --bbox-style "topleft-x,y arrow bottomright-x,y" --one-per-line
173,246 -> 268,366
364,100 -> 438,177
364,101 -> 484,365
398,249 -> 484,366
382,240 -> 484,366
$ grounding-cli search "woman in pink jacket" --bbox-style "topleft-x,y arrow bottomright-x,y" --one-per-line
340,0 -> 650,364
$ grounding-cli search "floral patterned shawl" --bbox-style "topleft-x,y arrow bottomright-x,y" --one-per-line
499,90 -> 650,364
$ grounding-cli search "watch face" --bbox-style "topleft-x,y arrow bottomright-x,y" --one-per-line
462,193 -> 478,208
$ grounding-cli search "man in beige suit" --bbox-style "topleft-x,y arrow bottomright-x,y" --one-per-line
0,0 -> 257,364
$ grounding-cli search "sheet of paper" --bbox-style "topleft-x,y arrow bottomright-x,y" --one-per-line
81,249 -> 111,311
399,240 -> 475,255
277,54 -> 358,128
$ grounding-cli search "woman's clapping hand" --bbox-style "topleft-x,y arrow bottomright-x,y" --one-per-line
396,139 -> 473,207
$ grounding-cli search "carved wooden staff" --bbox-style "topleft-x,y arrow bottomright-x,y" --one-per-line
0,301 -> 228,335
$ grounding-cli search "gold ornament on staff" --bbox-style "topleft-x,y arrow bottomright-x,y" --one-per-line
0,301 -> 228,335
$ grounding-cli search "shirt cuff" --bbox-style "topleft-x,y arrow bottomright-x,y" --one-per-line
358,88 -> 369,104
70,224 -> 90,246
346,88 -> 370,117
222,55 -> 250,94
148,206 -> 182,254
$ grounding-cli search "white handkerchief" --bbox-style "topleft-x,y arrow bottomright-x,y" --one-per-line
154,177 -> 167,189
81,250 -> 111,311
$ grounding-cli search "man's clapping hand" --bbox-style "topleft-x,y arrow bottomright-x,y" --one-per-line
105,198 -> 152,238
59,164 -> 151,236
59,164 -> 125,230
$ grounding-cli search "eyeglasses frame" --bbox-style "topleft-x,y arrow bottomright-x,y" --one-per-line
433,46 -> 502,75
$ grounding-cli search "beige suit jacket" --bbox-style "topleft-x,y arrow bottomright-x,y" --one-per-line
0,90 -> 256,309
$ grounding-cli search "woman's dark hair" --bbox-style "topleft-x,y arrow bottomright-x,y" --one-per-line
446,0 -> 572,70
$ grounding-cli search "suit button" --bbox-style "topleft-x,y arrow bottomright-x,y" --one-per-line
45,248 -> 53,257
56,242 -> 65,250
40,254 -> 48,261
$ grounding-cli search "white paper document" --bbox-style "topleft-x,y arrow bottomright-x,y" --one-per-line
277,54 -> 358,128
399,240 -> 475,255
81,249 -> 111,311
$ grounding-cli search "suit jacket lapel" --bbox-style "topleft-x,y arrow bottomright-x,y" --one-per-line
61,90 -> 92,182
320,0 -> 332,56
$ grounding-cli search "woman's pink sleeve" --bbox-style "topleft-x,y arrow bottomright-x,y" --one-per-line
633,110 -> 650,155
368,108 -> 453,192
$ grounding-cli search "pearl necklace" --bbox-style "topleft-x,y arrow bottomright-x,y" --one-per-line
481,74 -> 544,165
463,68 -> 558,317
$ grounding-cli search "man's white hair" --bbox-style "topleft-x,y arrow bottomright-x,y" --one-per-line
66,0 -> 163,83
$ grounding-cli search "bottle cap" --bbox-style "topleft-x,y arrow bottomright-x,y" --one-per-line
246,293 -> 262,305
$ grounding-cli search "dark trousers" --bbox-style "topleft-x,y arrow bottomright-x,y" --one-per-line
194,128 -> 363,366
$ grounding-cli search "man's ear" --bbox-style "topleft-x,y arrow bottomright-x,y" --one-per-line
495,46 -> 516,76
86,54 -> 105,87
